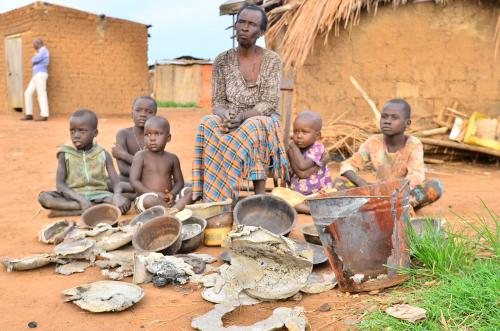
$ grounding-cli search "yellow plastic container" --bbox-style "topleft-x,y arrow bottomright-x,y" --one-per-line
203,212 -> 233,246
464,112 -> 500,151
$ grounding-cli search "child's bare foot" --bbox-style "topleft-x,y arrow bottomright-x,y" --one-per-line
48,209 -> 82,218
38,191 -> 81,210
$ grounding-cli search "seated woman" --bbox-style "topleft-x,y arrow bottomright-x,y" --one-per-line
192,4 -> 288,202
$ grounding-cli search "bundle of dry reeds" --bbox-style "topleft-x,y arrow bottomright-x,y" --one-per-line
320,112 -> 376,159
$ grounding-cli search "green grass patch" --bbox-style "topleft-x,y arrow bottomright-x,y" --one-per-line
156,100 -> 198,108
360,207 -> 499,331
406,219 -> 475,276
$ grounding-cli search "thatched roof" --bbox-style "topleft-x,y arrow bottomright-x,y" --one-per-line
263,0 -> 494,70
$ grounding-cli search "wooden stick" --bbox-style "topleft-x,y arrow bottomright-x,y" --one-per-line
424,157 -> 445,164
261,0 -> 281,9
415,127 -> 448,137
349,76 -> 381,127
446,107 -> 468,118
268,2 -> 300,16
420,137 -> 500,158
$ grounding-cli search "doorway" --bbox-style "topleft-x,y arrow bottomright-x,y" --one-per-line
5,35 -> 23,112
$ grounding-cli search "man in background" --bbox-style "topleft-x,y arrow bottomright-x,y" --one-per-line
22,37 -> 50,121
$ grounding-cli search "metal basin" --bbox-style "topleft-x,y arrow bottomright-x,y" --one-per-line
81,204 -> 121,227
132,216 -> 182,255
129,206 -> 167,226
300,224 -> 321,245
179,216 -> 207,253
233,195 -> 297,236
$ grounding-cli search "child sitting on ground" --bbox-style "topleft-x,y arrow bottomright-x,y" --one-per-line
287,111 -> 333,214
38,109 -> 130,217
112,96 -> 157,197
340,99 -> 443,210
129,116 -> 192,212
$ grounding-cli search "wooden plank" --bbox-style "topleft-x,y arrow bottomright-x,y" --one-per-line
420,137 -> 500,158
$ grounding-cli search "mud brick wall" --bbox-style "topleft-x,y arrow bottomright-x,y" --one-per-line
293,1 -> 500,121
0,2 -> 149,116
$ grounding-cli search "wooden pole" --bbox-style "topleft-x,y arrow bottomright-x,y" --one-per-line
349,76 -> 381,128
420,137 -> 500,158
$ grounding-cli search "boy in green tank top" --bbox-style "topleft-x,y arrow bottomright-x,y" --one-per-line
38,109 -> 130,217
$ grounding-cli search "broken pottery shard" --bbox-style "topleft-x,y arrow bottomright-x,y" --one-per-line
54,238 -> 95,255
96,249 -> 135,270
101,265 -> 134,280
133,253 -> 194,285
54,238 -> 100,262
132,254 -> 152,284
200,264 -> 260,306
201,283 -> 261,306
188,253 -> 217,264
66,223 -> 114,240
55,261 -> 90,275
300,272 -> 338,294
95,230 -> 133,251
146,256 -> 193,285
63,280 -> 144,313
189,274 -> 205,284
200,272 -> 220,288
176,254 -> 206,274
38,220 -> 75,244
385,304 -> 427,323
1,254 -> 55,272
191,304 -> 307,331
222,226 -> 313,301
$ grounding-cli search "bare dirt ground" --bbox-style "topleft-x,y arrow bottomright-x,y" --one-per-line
0,109 -> 498,330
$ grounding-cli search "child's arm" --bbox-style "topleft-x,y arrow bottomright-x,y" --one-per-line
104,151 -> 122,194
169,154 -> 185,197
341,170 -> 369,187
405,139 -> 425,189
55,153 -> 91,210
287,142 -> 319,171
105,151 -> 130,213
112,129 -> 134,176
340,140 -> 371,186
129,152 -> 151,195
287,142 -> 321,179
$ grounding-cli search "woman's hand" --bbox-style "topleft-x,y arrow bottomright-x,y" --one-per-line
214,107 -> 233,133
226,113 -> 244,131
214,106 -> 231,120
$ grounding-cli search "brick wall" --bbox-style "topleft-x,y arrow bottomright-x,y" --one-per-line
0,4 -> 37,113
293,1 -> 500,121
0,2 -> 148,116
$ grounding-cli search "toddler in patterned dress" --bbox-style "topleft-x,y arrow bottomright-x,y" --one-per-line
286,111 -> 333,214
